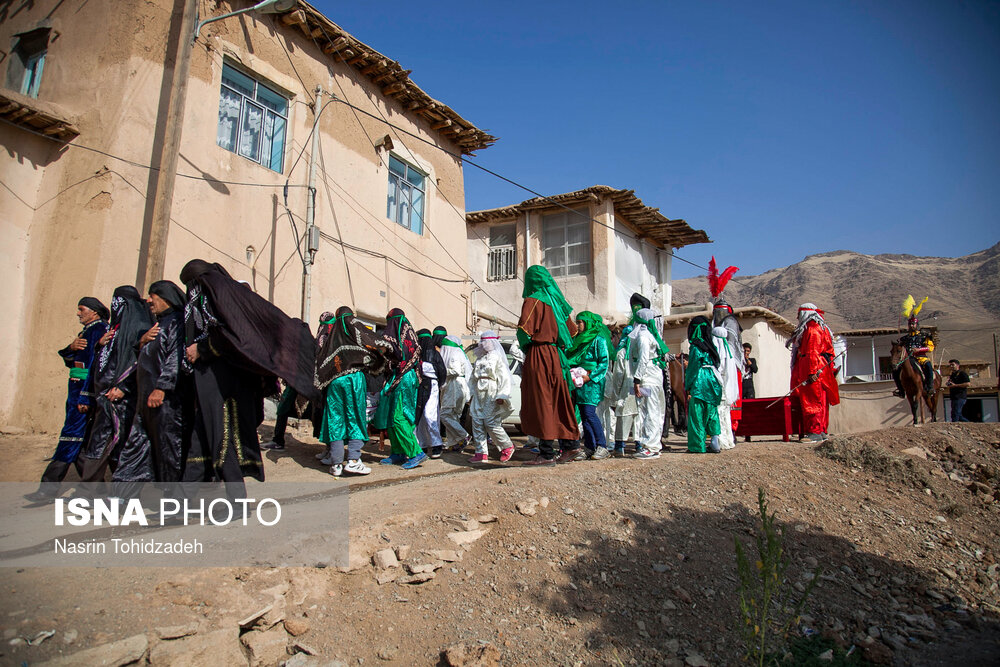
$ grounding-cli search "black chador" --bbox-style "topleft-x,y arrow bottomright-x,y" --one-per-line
179,260 -> 318,485
112,281 -> 190,493
78,286 -> 154,482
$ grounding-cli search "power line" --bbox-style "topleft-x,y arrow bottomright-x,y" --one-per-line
0,116 -> 311,189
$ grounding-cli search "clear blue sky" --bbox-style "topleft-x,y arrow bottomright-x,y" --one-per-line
313,0 -> 1000,279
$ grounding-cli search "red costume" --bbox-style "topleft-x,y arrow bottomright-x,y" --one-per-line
789,304 -> 840,437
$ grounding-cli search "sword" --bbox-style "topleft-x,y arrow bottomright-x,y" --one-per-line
766,349 -> 845,409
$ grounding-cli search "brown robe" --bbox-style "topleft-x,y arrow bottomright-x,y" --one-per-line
518,297 -> 579,440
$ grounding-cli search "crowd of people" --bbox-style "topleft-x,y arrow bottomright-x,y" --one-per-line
25,257 -> 844,501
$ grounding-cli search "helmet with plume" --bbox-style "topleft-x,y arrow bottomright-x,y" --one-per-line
902,295 -> 928,329
708,256 -> 738,324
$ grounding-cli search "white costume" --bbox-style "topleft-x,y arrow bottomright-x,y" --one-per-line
416,359 -> 443,450
470,332 -> 513,456
609,342 -> 639,444
628,309 -> 665,453
439,335 -> 472,447
712,325 -> 740,450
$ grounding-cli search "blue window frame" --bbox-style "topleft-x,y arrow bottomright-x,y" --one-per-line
21,50 -> 44,98
387,154 -> 426,234
5,28 -> 49,99
216,63 -> 287,173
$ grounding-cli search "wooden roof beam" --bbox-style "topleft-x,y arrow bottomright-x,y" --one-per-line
361,60 -> 387,75
281,9 -> 307,26
382,82 -> 406,96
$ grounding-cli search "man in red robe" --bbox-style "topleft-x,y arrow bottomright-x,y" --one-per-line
787,303 -> 840,442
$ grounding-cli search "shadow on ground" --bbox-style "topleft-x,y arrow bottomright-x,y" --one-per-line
529,503 -> 1000,666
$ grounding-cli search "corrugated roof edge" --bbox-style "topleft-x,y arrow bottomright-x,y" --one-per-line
272,1 -> 497,155
467,185 -> 711,249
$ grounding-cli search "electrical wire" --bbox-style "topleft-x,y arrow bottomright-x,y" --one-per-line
0,116 -> 311,189
11,32 -> 995,336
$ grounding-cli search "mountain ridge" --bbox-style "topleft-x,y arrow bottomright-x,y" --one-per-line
673,242 -> 1000,367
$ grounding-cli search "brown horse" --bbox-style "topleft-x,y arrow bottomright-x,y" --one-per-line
890,342 -> 940,425
666,354 -> 688,435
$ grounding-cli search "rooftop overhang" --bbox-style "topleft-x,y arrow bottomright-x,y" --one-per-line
467,185 -> 710,249
222,1 -> 496,154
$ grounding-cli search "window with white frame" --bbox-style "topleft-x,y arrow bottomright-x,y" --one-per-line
487,224 -> 516,282
542,207 -> 590,277
216,62 -> 287,173
387,154 -> 425,234
4,27 -> 50,98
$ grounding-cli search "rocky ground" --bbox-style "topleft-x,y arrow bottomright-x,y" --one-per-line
2,423 -> 1000,666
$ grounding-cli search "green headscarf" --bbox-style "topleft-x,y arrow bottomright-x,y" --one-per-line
519,265 -> 574,350
616,324 -> 634,354
566,311 -> 612,366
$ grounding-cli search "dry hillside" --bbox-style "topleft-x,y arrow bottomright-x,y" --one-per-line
673,242 -> 1000,369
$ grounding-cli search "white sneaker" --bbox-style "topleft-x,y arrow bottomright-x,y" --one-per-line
344,459 -> 371,475
330,464 -> 343,477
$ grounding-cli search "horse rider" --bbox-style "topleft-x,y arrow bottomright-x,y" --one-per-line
893,296 -> 935,397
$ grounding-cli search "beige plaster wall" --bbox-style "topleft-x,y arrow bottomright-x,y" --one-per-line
467,195 -> 673,328
743,319 -> 792,398
1,0 -> 473,431
829,382 -> 945,434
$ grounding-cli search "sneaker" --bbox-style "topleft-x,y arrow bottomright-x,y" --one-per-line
430,446 -> 443,459
892,390 -> 904,398
451,441 -> 467,452
499,447 -> 515,463
469,453 -> 489,463
556,448 -> 583,464
401,452 -> 428,470
806,433 -> 826,443
632,446 -> 647,458
634,450 -> 661,460
524,455 -> 556,466
708,435 -> 721,454
379,453 -> 407,466
330,464 -> 343,477
612,447 -> 626,458
344,459 -> 371,475
591,446 -> 611,460
261,441 -> 285,451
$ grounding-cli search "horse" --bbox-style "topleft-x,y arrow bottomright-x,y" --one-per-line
890,342 -> 941,425
666,354 -> 688,435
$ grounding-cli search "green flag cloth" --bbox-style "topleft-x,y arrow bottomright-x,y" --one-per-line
520,265 -> 574,350
566,311 -> 613,367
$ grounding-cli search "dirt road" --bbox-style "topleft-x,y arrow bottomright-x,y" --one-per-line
2,423 -> 999,666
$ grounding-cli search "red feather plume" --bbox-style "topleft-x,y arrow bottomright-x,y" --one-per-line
707,256 -> 738,298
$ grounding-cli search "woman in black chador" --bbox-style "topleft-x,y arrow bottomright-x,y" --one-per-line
78,286 -> 154,482
179,260 -> 318,486
112,281 -> 190,495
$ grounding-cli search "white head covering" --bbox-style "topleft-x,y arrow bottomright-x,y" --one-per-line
629,308 -> 656,340
787,302 -> 833,367
440,334 -> 472,378
474,330 -> 512,389
475,330 -> 503,358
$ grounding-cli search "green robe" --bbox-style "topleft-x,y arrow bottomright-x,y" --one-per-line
320,371 -> 368,443
685,345 -> 722,404
685,344 -> 722,452
371,368 -> 421,458
573,337 -> 610,406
